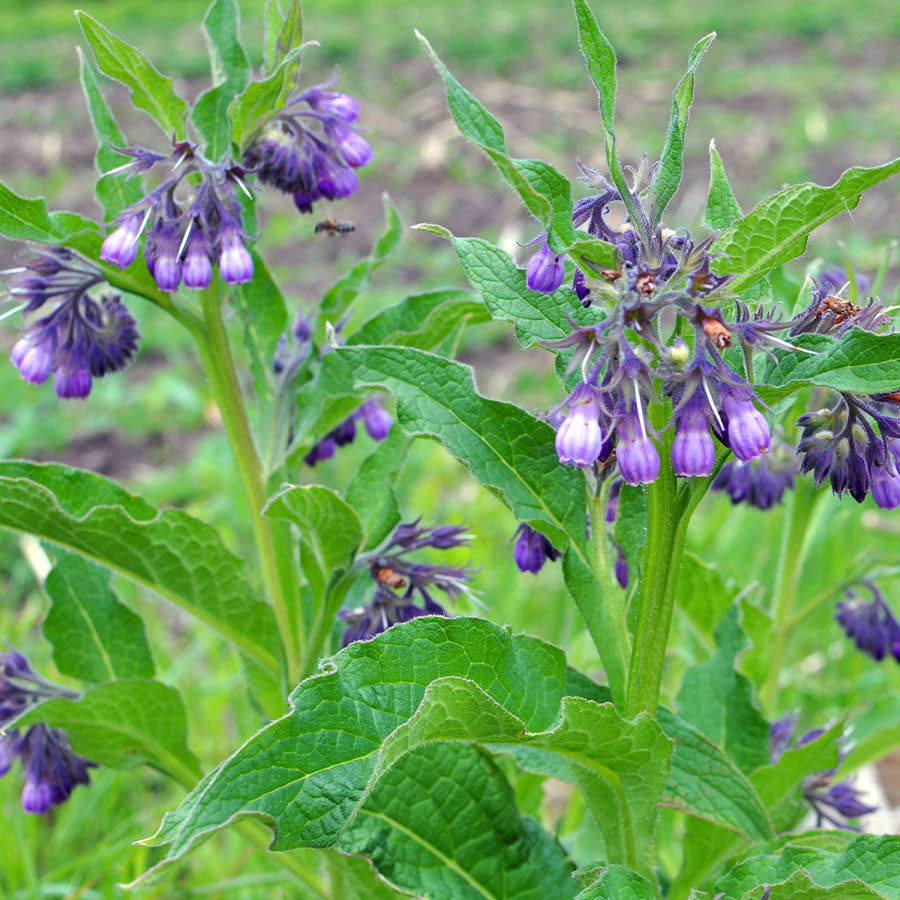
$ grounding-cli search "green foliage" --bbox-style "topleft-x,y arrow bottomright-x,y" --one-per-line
575,864 -> 656,899
704,139 -> 743,230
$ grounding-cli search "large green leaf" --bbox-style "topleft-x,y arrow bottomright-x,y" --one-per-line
712,158 -> 900,293
676,605 -> 771,774
651,33 -> 716,222
675,552 -> 738,648
0,462 -> 279,673
715,835 -> 900,900
416,227 -> 593,347
78,49 -> 143,221
334,345 -> 588,553
77,12 -> 189,137
15,680 -> 200,784
43,550 -> 154,683
140,617 -> 669,884
192,0 -> 251,160
340,742 -> 578,900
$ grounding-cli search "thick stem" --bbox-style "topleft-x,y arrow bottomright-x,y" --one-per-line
759,476 -> 819,711
195,282 -> 303,685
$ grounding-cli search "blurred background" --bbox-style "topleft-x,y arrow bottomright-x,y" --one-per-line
1,0 -> 899,896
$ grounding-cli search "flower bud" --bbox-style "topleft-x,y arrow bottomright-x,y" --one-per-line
671,400 -> 715,477
360,399 -> 392,441
526,241 -> 565,294
326,122 -> 374,168
181,228 -> 213,290
146,221 -> 183,292
616,410 -> 660,485
218,227 -> 253,285
53,363 -> 92,400
512,524 -> 559,574
722,389 -> 771,461
100,212 -> 144,269
555,383 -> 604,467
13,337 -> 54,385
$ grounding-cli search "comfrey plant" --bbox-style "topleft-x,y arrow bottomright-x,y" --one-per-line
2,1 -> 900,899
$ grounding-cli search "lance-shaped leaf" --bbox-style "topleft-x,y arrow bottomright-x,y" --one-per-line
340,742 -> 578,900
0,461 -> 280,673
704,139 -> 742,231
712,158 -> 900,294
15,679 -> 200,784
140,617 -> 671,883
651,33 -> 716,223
760,330 -> 900,401
264,484 -> 362,602
76,11 -> 189,137
715,835 -> 900,900
334,345 -> 589,553
347,288 -> 488,352
572,0 -> 616,134
676,605 -> 771,774
78,49 -> 143,221
192,0 -> 251,160
271,0 -> 303,74
575,864 -> 656,900
417,33 -> 575,251
416,226 -> 593,347
43,550 -> 155,683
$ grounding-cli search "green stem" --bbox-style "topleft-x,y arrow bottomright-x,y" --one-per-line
194,281 -> 303,686
302,571 -> 356,677
759,476 -> 819,711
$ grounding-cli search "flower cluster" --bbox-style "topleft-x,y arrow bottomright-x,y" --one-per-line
770,714 -> 876,830
5,247 -> 139,399
100,140 -> 255,291
243,78 -> 372,214
0,647 -> 96,813
711,436 -> 796,509
511,524 -> 560,574
340,519 -> 474,645
835,581 -> 900,664
303,399 -> 393,466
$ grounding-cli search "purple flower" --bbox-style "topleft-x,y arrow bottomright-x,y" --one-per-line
870,460 -> 900,510
218,225 -> 254,285
712,442 -> 795,510
181,227 -> 213,290
555,382 -> 605,467
12,334 -> 54,385
721,386 -> 771,461
616,409 -> 660,485
512,524 -> 560,574
671,395 -> 716,477
769,713 -> 798,762
301,85 -> 360,122
145,220 -> 183,292
359,399 -> 392,441
836,582 -> 900,663
325,121 -> 374,168
303,436 -> 337,467
53,363 -> 92,400
100,212 -> 145,269
525,240 -> 565,294
312,152 -> 359,200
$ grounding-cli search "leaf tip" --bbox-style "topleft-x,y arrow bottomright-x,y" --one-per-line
412,223 -> 452,240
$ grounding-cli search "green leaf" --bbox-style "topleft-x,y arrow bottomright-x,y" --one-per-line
0,461 -> 280,674
344,428 -> 408,550
760,330 -> 900,400
15,679 -> 200,783
713,158 -> 900,294
676,552 -> 739,648
651,33 -> 716,222
325,852 -> 413,899
347,289 -> 488,352
417,227 -> 592,347
842,696 -> 900,774
334,345 -> 589,553
0,181 -> 96,244
416,35 -> 575,250
575,864 -> 656,900
141,617 -> 669,883
703,139 -> 743,231
228,251 -> 288,407
192,0 -> 251,160
43,551 -> 154,683
318,194 -> 403,335
78,49 -> 143,222
340,742 -> 578,900
264,484 -> 362,602
272,0 -> 303,72
715,835 -> 900,900
572,0 -> 616,134
288,351 -> 359,455
657,709 -> 772,842
76,11 -> 189,137
676,605 -> 771,774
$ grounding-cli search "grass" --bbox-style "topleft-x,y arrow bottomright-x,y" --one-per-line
1,0 -> 900,895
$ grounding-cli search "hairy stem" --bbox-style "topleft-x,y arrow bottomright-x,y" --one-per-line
195,281 -> 303,686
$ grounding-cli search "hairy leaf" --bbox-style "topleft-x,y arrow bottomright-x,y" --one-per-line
43,551 -> 154,683
0,462 -> 280,673
16,680 -> 200,783
334,345 -> 589,553
77,12 -> 189,137
713,158 -> 900,293
572,0 -> 616,134
704,139 -> 742,231
676,553 -> 738,648
192,0 -> 251,160
651,33 -> 716,222
575,864 -> 655,900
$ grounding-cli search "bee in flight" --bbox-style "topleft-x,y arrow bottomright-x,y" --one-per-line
314,219 -> 356,235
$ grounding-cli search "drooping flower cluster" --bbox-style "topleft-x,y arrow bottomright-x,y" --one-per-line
4,247 -> 139,399
304,399 -> 393,466
711,436 -> 796,509
770,714 -> 876,830
836,581 -> 900,663
0,647 -> 96,813
100,140 -> 255,291
340,519 -> 475,645
243,78 -> 373,214
511,523 -> 560,573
